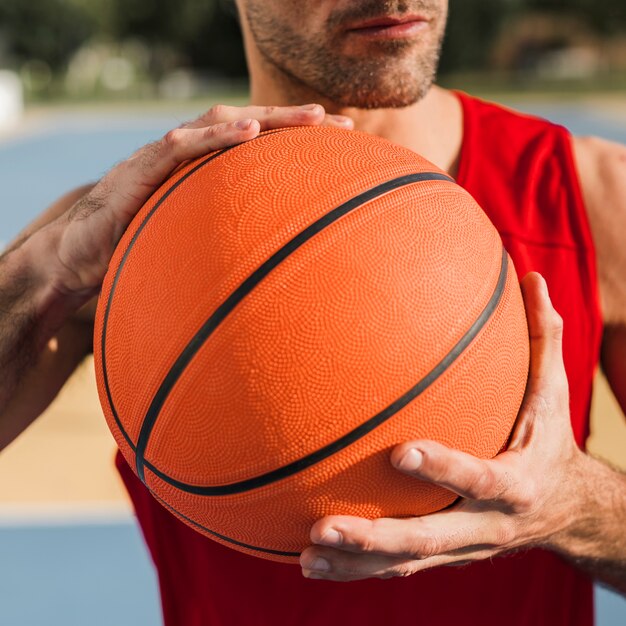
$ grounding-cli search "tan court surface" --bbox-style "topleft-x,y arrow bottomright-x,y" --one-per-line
0,357 -> 624,510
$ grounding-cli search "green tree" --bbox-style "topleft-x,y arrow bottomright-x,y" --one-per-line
0,0 -> 96,70
1,0 -> 623,84
521,0 -> 625,33
440,0 -> 519,73
104,0 -> 246,77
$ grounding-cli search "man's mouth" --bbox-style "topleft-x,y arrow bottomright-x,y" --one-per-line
346,15 -> 430,39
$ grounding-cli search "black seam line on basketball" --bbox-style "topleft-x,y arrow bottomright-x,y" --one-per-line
142,246 -> 508,495
131,170 -> 459,484
100,129 -> 295,453
147,486 -> 300,557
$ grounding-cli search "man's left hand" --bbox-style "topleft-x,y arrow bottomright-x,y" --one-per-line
300,272 -> 585,581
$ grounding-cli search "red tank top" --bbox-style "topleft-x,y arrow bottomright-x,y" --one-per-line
116,92 -> 603,626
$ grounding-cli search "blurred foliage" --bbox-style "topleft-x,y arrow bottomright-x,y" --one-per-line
103,0 -> 245,77
442,0 -> 625,72
441,0 -> 516,73
0,0 -> 245,78
519,0 -> 626,33
0,0 -> 96,69
0,0 -> 624,97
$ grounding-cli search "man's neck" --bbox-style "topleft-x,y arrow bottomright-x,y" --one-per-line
249,82 -> 463,176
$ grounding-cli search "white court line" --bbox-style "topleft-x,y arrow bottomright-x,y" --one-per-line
0,501 -> 134,527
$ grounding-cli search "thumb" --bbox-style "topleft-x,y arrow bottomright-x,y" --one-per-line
520,272 -> 566,389
507,273 -> 570,450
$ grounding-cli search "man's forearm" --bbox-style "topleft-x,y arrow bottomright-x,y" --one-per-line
0,246 -> 37,409
550,452 -> 626,593
0,228 -> 80,412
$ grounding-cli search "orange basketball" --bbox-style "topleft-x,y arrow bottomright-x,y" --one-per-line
94,126 -> 529,563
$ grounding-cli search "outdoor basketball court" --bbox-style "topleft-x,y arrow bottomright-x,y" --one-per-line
0,98 -> 625,625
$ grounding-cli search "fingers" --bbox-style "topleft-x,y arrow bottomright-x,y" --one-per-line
506,273 -> 571,450
55,101 -> 353,297
301,548 -> 423,581
119,102 -> 353,194
93,119 -> 261,222
390,440 -> 513,501
309,509 -> 508,558
302,510 -> 510,581
300,545 -> 497,582
520,272 -> 566,389
186,103 -> 354,131
58,117 -> 264,291
131,120 -> 262,186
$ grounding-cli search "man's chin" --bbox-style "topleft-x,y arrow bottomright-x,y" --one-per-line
336,95 -> 424,110
326,82 -> 432,110
308,58 -> 437,110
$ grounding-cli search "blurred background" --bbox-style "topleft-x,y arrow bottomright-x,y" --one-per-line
0,1 -> 625,625
0,0 -> 625,109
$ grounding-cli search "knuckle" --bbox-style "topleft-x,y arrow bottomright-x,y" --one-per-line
349,519 -> 382,553
349,519 -> 385,554
203,123 -> 223,138
414,534 -> 440,560
206,104 -> 227,121
351,533 -> 376,553
550,310 -> 564,338
466,467 -> 498,499
163,129 -> 183,149
263,105 -> 278,116
68,195 -> 104,222
495,519 -> 517,546
469,465 -> 516,501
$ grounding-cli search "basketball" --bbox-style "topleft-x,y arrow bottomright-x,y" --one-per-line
94,126 -> 529,563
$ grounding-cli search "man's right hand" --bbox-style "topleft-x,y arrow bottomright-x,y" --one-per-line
0,103 -> 352,446
32,104 -> 353,310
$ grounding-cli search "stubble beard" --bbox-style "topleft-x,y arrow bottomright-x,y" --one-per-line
245,1 -> 446,109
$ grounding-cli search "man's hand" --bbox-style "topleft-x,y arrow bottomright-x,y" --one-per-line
31,103 -> 353,304
0,103 -> 352,429
300,273 -> 613,582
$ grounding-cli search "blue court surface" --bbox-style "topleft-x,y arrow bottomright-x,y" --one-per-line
1,100 -> 625,625
0,520 -> 161,626
0,518 -> 624,626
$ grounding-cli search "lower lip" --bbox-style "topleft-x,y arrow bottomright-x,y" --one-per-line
348,20 -> 428,39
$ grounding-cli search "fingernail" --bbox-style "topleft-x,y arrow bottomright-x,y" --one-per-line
234,119 -> 253,130
398,448 -> 423,472
319,528 -> 342,547
329,115 -> 353,126
300,103 -> 321,112
307,557 -> 331,572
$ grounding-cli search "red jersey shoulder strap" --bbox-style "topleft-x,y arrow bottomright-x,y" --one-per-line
455,91 -> 594,247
